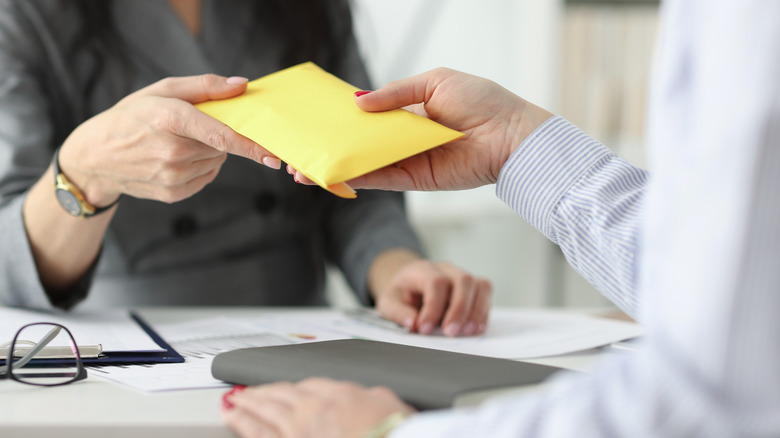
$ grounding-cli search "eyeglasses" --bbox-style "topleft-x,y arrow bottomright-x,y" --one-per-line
0,322 -> 87,386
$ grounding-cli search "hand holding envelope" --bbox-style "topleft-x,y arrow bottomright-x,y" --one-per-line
196,62 -> 464,198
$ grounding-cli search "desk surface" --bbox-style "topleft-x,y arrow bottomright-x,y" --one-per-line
0,307 -> 621,438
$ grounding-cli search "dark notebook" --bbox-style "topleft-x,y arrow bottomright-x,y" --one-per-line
211,338 -> 562,410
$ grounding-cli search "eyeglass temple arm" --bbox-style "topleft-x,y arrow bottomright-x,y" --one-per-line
4,326 -> 63,370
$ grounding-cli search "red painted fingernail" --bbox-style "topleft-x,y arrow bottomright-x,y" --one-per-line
354,90 -> 372,97
222,385 -> 245,410
224,385 -> 245,398
222,393 -> 235,410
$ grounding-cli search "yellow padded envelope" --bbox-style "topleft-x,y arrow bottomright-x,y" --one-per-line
196,62 -> 464,198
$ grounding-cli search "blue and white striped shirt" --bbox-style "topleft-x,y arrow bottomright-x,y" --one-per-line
393,0 -> 780,436
498,116 -> 648,318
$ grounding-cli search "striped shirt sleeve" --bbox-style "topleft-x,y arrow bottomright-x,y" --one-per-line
496,116 -> 649,318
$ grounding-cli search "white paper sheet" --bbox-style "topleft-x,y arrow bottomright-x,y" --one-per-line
0,307 -> 162,352
310,308 -> 645,359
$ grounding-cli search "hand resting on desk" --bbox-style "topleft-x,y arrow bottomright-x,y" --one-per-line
368,248 -> 492,337
222,378 -> 415,438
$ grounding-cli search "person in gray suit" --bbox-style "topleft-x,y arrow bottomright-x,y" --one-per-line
0,0 -> 492,337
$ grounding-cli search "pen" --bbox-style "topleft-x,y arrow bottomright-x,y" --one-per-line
344,308 -> 410,333
0,344 -> 104,359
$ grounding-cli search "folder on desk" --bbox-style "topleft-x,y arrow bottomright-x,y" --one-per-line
212,339 -> 562,410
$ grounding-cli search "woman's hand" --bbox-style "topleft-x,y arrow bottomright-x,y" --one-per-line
58,74 -> 280,207
222,378 -> 416,438
369,249 -> 492,336
290,68 -> 553,192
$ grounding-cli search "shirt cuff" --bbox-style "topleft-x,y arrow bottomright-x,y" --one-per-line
496,115 -> 615,243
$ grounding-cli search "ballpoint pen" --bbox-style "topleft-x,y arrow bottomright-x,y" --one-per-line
0,342 -> 104,359
343,308 -> 410,333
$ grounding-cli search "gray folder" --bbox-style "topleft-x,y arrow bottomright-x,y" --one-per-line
211,339 -> 563,410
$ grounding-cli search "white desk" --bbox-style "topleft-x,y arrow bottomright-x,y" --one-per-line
0,307 -> 622,438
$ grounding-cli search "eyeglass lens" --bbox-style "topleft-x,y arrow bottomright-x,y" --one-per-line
9,323 -> 84,386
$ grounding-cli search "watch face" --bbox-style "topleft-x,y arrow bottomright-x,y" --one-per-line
55,188 -> 83,217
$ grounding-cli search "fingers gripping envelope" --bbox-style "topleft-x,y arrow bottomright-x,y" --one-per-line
196,62 -> 464,198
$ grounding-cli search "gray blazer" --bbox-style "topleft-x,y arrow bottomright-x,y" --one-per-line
0,0 -> 423,310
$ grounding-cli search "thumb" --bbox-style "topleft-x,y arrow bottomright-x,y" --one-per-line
134,74 -> 249,104
353,76 -> 427,113
353,67 -> 456,113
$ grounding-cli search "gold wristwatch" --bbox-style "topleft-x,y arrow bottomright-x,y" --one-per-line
52,148 -> 118,218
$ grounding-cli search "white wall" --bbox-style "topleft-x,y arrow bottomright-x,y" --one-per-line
350,0 -> 559,106
328,1 -> 622,309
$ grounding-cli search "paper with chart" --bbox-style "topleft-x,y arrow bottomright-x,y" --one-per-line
89,318 -> 301,392
213,309 -> 643,359
89,308 -> 643,392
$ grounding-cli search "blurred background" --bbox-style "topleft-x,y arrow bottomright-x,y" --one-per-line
328,0 -> 660,310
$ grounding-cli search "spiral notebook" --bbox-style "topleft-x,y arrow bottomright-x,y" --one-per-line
211,338 -> 562,410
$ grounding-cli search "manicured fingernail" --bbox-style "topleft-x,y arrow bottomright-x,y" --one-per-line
444,323 -> 461,337
403,316 -> 414,330
354,90 -> 372,97
420,322 -> 435,335
226,76 -> 248,85
225,385 -> 245,398
262,156 -> 281,170
286,164 -> 294,175
461,321 -> 476,336
222,387 -> 243,410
